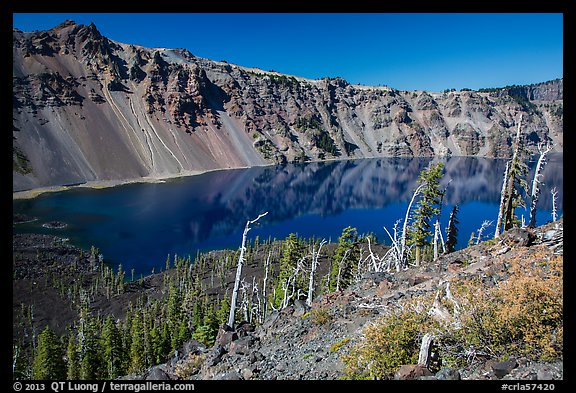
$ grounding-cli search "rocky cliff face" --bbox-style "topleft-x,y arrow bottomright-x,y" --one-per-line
12,21 -> 564,191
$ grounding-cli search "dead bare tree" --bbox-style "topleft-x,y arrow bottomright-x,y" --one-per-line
261,251 -> 271,321
399,182 -> 426,268
366,234 -> 388,272
380,182 -> 427,273
475,220 -> 493,245
307,239 -> 326,307
271,255 -> 308,311
428,281 -> 461,328
495,161 -> 510,239
334,249 -> 350,292
228,212 -> 268,329
433,219 -> 446,261
495,115 -> 526,237
418,333 -> 434,369
528,142 -> 551,227
551,187 -> 558,222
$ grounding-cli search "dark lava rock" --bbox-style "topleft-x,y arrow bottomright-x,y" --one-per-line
215,329 -> 238,348
293,299 -> 310,317
215,371 -> 242,380
501,228 -> 535,247
436,368 -> 461,380
229,336 -> 256,356
492,359 -> 518,379
146,366 -> 170,380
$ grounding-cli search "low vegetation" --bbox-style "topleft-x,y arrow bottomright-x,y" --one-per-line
342,252 -> 562,379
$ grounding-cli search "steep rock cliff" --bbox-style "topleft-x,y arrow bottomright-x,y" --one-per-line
13,21 -> 563,191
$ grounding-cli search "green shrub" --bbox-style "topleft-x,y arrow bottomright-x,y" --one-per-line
310,307 -> 332,325
330,338 -> 351,353
342,310 -> 429,379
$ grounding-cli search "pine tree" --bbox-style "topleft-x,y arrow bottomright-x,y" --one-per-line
128,312 -> 145,373
102,316 -> 125,379
33,325 -> 65,380
66,333 -> 80,380
407,162 -> 445,264
495,115 -> 529,237
216,294 -> 231,326
273,233 -> 306,308
79,313 -> 104,380
445,205 -> 459,254
175,318 -> 191,349
329,226 -> 359,292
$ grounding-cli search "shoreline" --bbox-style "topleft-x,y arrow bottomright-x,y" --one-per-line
12,165 -> 265,200
12,152 -> 560,200
11,156 -> 358,200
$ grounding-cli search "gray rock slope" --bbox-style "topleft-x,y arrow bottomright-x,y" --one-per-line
13,20 -> 563,191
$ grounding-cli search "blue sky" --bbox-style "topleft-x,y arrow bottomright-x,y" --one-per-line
12,13 -> 563,92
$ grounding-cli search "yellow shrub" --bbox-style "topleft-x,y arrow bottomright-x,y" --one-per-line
341,252 -> 563,379
341,309 -> 430,379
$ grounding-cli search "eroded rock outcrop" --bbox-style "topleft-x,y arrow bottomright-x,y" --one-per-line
13,21 -> 563,191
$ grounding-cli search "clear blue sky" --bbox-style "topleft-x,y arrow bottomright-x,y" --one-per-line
12,13 -> 563,92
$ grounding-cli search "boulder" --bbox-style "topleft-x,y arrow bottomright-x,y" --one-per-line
501,228 -> 535,247
205,345 -> 226,367
214,371 -> 242,380
146,365 -> 170,380
215,328 -> 237,348
293,299 -> 310,317
394,364 -> 433,380
249,350 -> 265,363
492,358 -> 518,379
435,368 -> 461,380
236,321 -> 255,337
229,336 -> 256,356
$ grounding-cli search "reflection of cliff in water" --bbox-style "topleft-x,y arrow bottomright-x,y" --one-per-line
175,154 -> 562,243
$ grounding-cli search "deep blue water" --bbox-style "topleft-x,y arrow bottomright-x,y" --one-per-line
13,154 -> 563,277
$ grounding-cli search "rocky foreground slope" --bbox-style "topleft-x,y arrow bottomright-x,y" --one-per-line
122,220 -> 563,381
13,20 -> 563,191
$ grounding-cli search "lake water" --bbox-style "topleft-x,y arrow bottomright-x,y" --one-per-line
13,154 -> 563,277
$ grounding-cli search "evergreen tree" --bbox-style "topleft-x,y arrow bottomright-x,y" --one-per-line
329,226 -> 359,292
174,318 -> 191,349
273,233 -> 306,308
102,316 -> 125,379
496,115 -> 529,236
166,284 -> 183,350
79,313 -> 104,380
407,162 -> 445,264
159,323 -> 171,360
148,325 -> 166,365
33,325 -> 65,380
66,333 -> 80,380
128,312 -> 146,373
445,205 -> 459,254
216,294 -> 231,325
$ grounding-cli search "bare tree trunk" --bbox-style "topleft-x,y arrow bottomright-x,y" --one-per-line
495,160 -> 510,239
503,115 -> 523,232
476,220 -> 493,245
529,143 -> 550,227
551,187 -> 558,222
418,333 -> 434,368
433,220 -> 440,261
400,183 -> 426,268
307,240 -> 326,307
262,252 -> 271,321
228,212 -> 268,329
